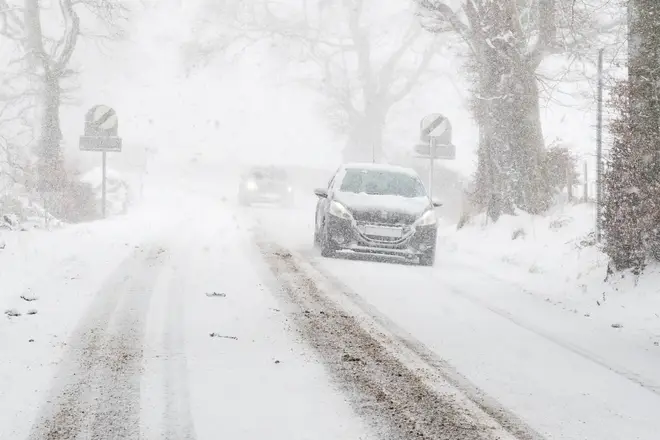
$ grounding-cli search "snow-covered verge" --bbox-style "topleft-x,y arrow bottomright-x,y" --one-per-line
0,208 -> 183,439
79,167 -> 133,216
439,203 -> 660,344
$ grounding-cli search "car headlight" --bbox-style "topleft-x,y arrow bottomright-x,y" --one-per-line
414,209 -> 437,227
328,201 -> 354,221
246,180 -> 258,190
287,186 -> 293,193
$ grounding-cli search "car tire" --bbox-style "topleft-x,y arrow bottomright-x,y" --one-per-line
419,249 -> 436,267
319,222 -> 336,258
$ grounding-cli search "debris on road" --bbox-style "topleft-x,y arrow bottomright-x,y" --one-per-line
274,250 -> 292,259
20,294 -> 38,302
4,309 -> 21,317
260,240 -> 530,440
209,333 -> 238,340
341,353 -> 363,363
205,291 -> 226,298
27,309 -> 38,316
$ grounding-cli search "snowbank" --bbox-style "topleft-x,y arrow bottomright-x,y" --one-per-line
440,203 -> 660,343
80,167 -> 132,216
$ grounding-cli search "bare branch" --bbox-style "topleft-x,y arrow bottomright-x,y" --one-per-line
53,0 -> 80,73
388,40 -> 437,103
377,24 -> 423,94
417,0 -> 469,35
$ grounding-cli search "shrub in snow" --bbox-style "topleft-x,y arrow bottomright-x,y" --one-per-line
603,2 -> 660,272
55,178 -> 97,223
80,167 -> 132,217
542,143 -> 580,199
512,228 -> 526,240
1,194 -> 62,229
549,216 -> 572,231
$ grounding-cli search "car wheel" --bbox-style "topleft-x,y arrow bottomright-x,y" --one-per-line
313,227 -> 320,247
419,249 -> 436,267
319,221 -> 336,258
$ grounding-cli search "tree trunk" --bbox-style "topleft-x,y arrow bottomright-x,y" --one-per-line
37,72 -> 65,191
24,0 -> 65,193
505,62 -> 549,213
343,104 -> 386,163
468,0 -> 550,220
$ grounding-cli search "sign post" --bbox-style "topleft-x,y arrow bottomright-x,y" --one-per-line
79,105 -> 122,218
414,113 -> 456,199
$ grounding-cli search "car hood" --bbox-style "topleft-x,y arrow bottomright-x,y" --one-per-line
334,192 -> 431,217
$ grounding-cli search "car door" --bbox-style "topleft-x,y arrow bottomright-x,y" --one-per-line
315,169 -> 338,233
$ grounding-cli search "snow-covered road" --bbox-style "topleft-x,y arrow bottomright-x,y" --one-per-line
1,190 -> 375,439
3,179 -> 660,440
248,195 -> 660,440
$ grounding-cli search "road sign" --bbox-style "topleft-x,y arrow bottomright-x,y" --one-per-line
416,114 -> 456,200
79,136 -> 122,152
85,104 -> 118,137
420,113 -> 452,145
79,104 -> 123,219
414,141 -> 456,160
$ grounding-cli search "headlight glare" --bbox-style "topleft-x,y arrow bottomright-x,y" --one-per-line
328,201 -> 353,221
415,209 -> 437,226
246,180 -> 258,190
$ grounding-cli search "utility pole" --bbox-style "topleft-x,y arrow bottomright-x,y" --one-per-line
595,48 -> 604,242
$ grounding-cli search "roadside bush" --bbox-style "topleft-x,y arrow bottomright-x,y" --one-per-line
541,142 -> 579,198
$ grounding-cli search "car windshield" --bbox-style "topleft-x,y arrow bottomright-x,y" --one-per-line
339,168 -> 426,198
250,168 -> 287,181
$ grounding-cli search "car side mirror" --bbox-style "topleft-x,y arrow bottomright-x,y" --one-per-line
432,200 -> 443,208
314,188 -> 328,198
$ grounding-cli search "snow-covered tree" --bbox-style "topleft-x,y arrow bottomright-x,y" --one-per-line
419,0 -> 623,219
0,0 -> 124,218
603,0 -> 660,272
187,0 -> 446,162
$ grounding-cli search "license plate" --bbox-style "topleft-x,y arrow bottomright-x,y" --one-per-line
363,225 -> 402,238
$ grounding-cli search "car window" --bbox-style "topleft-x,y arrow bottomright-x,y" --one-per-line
339,169 -> 426,198
250,168 -> 287,181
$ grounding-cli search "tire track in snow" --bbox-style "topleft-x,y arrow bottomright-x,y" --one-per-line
299,250 -> 546,439
256,240 -> 538,440
162,264 -> 197,440
27,244 -> 168,440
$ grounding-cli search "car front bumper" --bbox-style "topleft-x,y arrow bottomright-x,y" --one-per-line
241,189 -> 292,203
325,215 -> 436,259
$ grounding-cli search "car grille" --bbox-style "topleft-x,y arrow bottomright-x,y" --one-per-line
355,222 -> 414,247
351,210 -> 416,226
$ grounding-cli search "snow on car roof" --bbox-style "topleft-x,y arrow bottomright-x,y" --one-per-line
341,162 -> 420,177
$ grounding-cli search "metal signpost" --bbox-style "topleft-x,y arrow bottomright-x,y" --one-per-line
79,105 -> 122,218
414,113 -> 456,199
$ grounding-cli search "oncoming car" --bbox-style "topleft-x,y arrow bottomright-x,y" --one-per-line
238,166 -> 294,207
313,163 -> 441,266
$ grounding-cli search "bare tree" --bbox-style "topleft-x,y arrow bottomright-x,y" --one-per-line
189,0 -> 448,162
0,0 -> 124,197
419,0 -> 624,219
